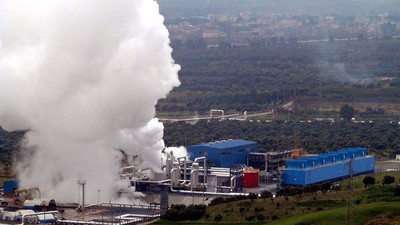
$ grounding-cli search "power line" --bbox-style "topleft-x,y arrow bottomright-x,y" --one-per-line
346,158 -> 355,225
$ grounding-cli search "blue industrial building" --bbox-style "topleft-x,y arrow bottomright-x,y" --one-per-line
283,148 -> 375,186
187,139 -> 257,168
3,180 -> 19,196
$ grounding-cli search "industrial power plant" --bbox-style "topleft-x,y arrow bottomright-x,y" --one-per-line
130,139 -> 376,202
0,139 -> 376,224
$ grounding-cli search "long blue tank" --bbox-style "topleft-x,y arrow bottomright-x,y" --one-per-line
283,148 -> 375,186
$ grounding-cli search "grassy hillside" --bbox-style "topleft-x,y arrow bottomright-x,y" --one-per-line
268,202 -> 400,225
156,171 -> 400,225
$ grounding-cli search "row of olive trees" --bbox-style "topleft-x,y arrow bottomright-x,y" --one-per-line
277,182 -> 336,197
363,175 -> 396,187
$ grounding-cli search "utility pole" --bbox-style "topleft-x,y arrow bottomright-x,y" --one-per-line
97,190 -> 101,204
346,158 -> 355,225
77,180 -> 86,221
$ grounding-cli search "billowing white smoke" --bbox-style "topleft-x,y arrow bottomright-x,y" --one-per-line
0,0 -> 180,203
166,146 -> 188,159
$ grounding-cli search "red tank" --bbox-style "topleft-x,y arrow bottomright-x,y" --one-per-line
243,169 -> 259,187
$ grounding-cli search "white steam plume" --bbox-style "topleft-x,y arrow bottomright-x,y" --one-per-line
166,146 -> 188,159
0,0 -> 180,203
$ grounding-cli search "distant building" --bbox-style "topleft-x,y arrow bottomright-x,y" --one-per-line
202,30 -> 227,39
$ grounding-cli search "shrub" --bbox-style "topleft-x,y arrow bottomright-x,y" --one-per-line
209,195 -> 250,206
162,204 -> 206,221
363,176 -> 376,187
382,175 -> 395,185
245,215 -> 255,221
209,197 -> 225,206
272,215 -> 279,220
205,214 -> 210,220
394,185 -> 400,196
260,190 -> 273,200
310,184 -> 321,194
248,193 -> 258,201
254,207 -> 263,212
257,215 -> 265,221
214,214 -> 223,222
321,182 -> 332,193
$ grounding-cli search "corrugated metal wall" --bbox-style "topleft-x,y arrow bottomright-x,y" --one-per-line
187,140 -> 257,168
283,148 -> 375,186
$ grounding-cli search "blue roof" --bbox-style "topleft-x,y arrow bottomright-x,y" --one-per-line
189,139 -> 257,149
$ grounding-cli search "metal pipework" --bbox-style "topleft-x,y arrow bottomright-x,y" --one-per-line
210,109 -> 224,118
190,169 -> 199,191
230,176 -> 237,192
194,156 -> 207,184
138,167 -> 153,173
170,168 -> 179,188
177,156 -> 187,184
120,165 -> 136,174
170,184 -> 248,196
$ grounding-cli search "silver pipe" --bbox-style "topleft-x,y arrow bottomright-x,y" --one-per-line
195,157 -> 207,184
170,168 -> 179,187
177,156 -> 187,184
210,109 -> 225,118
138,167 -> 152,173
120,166 -> 136,173
230,176 -> 236,192
169,185 -> 247,196
190,169 -> 199,191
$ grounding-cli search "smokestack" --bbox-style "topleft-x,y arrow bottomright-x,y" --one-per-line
0,0 -> 180,203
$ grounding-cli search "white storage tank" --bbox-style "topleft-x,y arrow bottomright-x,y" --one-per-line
165,152 -> 174,179
171,163 -> 180,187
37,213 -> 56,224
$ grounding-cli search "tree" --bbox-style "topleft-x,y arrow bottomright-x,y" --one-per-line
363,176 -> 376,187
382,175 -> 395,185
340,104 -> 355,121
249,193 -> 258,202
310,184 -> 321,195
321,182 -> 332,193
394,186 -> 400,196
